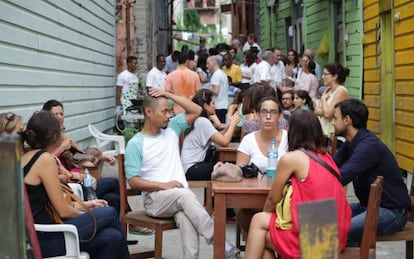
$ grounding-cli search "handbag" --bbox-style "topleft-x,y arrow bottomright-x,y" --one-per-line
46,183 -> 97,242
204,143 -> 218,163
240,162 -> 261,178
275,180 -> 293,229
62,147 -> 100,170
211,162 -> 243,182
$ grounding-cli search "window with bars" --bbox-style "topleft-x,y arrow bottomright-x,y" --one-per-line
207,0 -> 215,7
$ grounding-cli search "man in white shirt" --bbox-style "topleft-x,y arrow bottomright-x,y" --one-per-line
304,48 -> 321,80
270,48 -> 287,90
115,55 -> 139,128
242,33 -> 262,57
207,56 -> 229,123
252,50 -> 275,86
146,55 -> 167,90
163,50 -> 180,74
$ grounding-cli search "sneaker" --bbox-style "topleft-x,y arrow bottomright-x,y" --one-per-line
225,241 -> 240,259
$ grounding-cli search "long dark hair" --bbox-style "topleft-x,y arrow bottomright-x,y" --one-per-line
192,89 -> 214,118
295,90 -> 314,111
22,111 -> 61,149
324,62 -> 350,84
288,110 -> 325,152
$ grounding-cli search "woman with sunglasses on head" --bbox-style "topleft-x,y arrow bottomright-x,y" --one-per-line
0,112 -> 24,134
22,111 -> 130,259
181,89 -> 240,181
244,110 -> 351,259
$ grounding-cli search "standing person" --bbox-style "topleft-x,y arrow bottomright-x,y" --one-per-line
165,52 -> 201,115
231,39 -> 244,65
242,33 -> 262,57
124,88 -> 240,259
146,54 -> 167,90
222,54 -> 242,88
240,50 -> 257,90
303,48 -> 322,80
252,50 -> 275,87
196,54 -> 210,89
285,49 -> 299,87
164,50 -> 180,74
0,112 -> 24,134
270,48 -> 288,101
115,55 -> 139,128
207,55 -> 230,123
181,89 -> 240,180
244,110 -> 351,259
288,55 -> 319,104
314,62 -> 350,138
333,99 -> 411,246
194,37 -> 209,55
23,111 -> 130,259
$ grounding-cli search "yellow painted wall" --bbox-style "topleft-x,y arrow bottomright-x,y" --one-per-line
363,0 -> 414,171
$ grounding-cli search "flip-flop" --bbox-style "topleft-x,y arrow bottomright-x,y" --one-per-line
128,226 -> 155,236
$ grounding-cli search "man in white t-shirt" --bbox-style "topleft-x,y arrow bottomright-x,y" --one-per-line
207,56 -> 229,123
125,88 -> 240,259
270,48 -> 287,90
252,50 -> 275,86
146,55 -> 167,90
163,50 -> 180,74
116,55 -> 139,128
242,33 -> 262,57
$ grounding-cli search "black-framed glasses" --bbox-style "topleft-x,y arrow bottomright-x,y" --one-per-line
3,112 -> 16,133
260,109 -> 279,116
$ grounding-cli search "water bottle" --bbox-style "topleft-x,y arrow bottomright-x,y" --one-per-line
266,139 -> 278,183
83,168 -> 97,200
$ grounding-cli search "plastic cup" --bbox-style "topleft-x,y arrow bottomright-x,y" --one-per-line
266,168 -> 276,183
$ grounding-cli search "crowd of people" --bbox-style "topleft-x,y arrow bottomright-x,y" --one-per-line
1,33 -> 410,259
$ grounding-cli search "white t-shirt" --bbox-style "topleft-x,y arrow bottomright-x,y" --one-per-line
125,113 -> 189,194
116,70 -> 139,113
163,55 -> 178,74
270,61 -> 286,88
210,69 -> 229,110
240,63 -> 257,84
238,130 -> 288,172
253,60 -> 272,84
146,67 -> 167,89
181,117 -> 218,172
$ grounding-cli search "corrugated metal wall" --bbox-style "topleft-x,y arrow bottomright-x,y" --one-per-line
0,0 -> 116,147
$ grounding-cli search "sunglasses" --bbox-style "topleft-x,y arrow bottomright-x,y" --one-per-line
3,112 -> 16,133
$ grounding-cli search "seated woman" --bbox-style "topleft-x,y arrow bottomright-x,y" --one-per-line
236,96 -> 289,234
244,110 -> 351,259
181,89 -> 240,180
22,111 -> 130,258
294,89 -> 314,111
42,99 -> 152,235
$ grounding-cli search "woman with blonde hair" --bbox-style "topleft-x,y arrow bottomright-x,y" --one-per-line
0,112 -> 24,134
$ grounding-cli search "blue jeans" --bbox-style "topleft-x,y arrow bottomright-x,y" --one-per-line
95,177 -> 120,213
39,207 -> 130,259
347,202 -> 408,247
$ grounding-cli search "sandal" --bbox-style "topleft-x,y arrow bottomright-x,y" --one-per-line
128,225 -> 155,236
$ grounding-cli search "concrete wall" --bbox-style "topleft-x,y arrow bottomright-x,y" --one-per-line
0,0 -> 116,147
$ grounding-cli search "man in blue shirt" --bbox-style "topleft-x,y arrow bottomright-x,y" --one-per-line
333,98 -> 411,246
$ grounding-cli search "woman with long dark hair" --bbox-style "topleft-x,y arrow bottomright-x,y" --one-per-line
181,89 -> 240,180
22,111 -> 130,258
244,110 -> 351,259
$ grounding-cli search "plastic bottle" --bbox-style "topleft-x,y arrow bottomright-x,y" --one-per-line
266,139 -> 278,183
83,168 -> 97,200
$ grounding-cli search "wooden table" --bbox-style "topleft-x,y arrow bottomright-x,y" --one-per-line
217,142 -> 239,162
213,178 -> 271,259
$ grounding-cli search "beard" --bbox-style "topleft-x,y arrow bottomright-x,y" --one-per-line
334,127 -> 346,137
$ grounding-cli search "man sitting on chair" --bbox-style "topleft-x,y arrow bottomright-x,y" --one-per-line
124,88 -> 240,259
332,98 -> 411,246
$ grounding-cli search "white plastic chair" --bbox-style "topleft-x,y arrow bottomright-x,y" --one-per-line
34,183 -> 89,258
88,124 -> 125,157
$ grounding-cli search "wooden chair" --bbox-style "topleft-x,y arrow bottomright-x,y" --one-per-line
342,176 -> 384,259
118,154 -> 177,259
377,176 -> 414,259
188,180 -> 213,215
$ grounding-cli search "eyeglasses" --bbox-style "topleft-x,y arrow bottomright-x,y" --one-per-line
260,109 -> 279,116
323,72 -> 331,76
3,112 -> 16,133
282,97 -> 293,101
